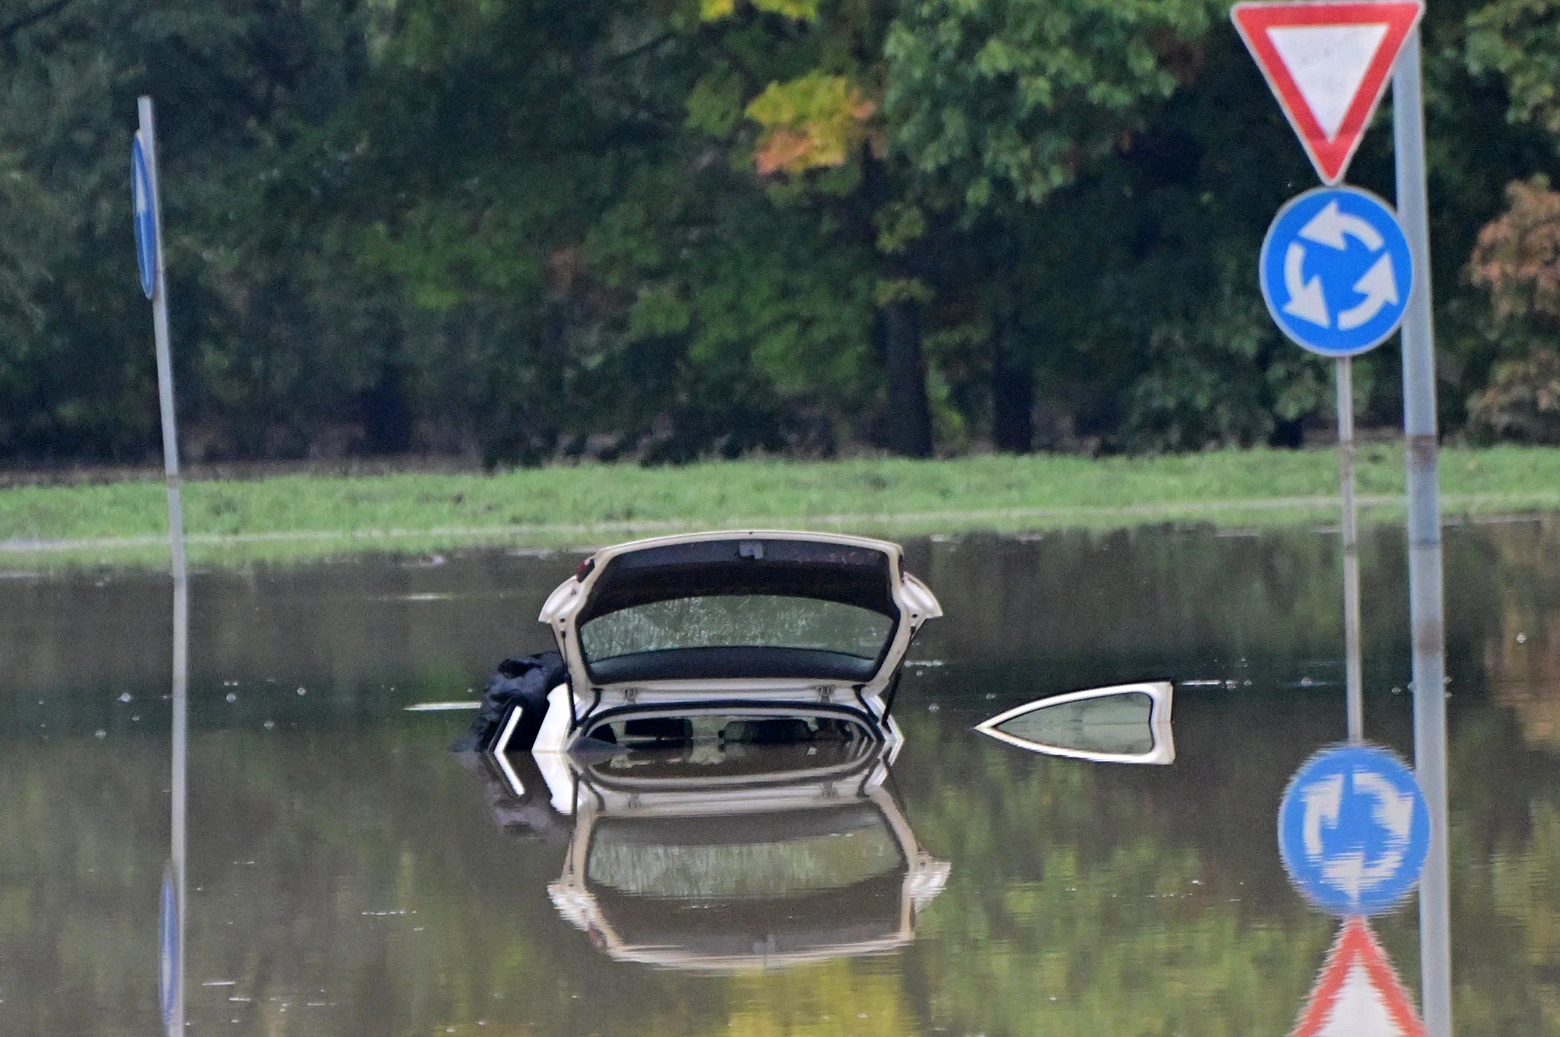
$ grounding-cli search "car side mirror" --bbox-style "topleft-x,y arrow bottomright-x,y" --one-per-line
975,681 -> 1174,765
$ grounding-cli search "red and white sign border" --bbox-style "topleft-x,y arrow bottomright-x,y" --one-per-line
1293,916 -> 1426,1037
1231,1 -> 1424,185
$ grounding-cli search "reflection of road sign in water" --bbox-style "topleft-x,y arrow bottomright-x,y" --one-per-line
132,134 -> 157,300
1231,2 -> 1423,185
1278,744 -> 1430,914
1260,187 -> 1414,357
1293,917 -> 1426,1037
159,864 -> 179,1031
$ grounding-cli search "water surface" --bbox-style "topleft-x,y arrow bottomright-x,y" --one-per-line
3,520 -> 1559,1035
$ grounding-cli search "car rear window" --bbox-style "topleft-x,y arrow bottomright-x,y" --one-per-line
580,595 -> 893,667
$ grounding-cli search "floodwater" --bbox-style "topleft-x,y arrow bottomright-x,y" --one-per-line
3,519 -> 1559,1036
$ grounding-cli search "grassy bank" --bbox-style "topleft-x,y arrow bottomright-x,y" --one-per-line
3,445 -> 1559,569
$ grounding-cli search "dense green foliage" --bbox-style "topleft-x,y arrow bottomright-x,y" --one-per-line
0,0 -> 1557,465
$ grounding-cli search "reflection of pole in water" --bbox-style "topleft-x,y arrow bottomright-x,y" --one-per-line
166,567 -> 187,1035
138,94 -> 187,1037
1336,356 -> 1363,743
1391,33 -> 1453,1037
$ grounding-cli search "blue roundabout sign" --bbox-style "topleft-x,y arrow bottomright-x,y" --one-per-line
1259,186 -> 1414,357
1278,743 -> 1431,915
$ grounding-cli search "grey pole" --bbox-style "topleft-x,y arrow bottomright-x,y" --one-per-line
166,559 -> 187,1037
1337,356 -> 1364,742
138,94 -> 187,1037
137,98 -> 186,575
1391,28 -> 1453,1037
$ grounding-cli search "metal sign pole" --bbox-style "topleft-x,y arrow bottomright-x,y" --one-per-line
167,562 -> 187,1037
1337,356 -> 1364,742
1390,27 -> 1453,1037
1234,6 -> 1447,1028
137,99 -> 185,574
138,94 -> 187,1037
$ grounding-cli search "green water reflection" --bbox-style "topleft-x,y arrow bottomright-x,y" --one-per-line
0,520 -> 1557,1035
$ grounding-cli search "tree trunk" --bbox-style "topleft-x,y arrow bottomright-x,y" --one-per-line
991,324 -> 1034,453
880,301 -> 933,457
362,360 -> 413,454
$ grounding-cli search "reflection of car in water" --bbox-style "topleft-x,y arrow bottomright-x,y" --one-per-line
465,740 -> 950,971
457,531 -> 942,756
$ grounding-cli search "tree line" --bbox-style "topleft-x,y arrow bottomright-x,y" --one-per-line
0,0 -> 1556,467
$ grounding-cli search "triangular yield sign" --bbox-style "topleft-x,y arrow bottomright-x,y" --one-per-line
1232,2 -> 1424,184
1293,917 -> 1426,1037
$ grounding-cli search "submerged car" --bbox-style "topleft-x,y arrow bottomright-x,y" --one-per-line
463,530 -> 942,756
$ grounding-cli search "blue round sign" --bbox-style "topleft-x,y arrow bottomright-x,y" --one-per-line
1278,743 -> 1431,915
132,135 -> 157,300
1259,186 -> 1414,357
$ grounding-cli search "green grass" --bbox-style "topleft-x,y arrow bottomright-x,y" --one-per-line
3,444 -> 1559,570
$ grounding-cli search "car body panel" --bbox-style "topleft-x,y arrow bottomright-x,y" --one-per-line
521,530 -> 939,754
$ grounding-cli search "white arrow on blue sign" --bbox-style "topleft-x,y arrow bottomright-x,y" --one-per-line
132,133 -> 158,300
1278,743 -> 1431,915
1259,186 -> 1414,357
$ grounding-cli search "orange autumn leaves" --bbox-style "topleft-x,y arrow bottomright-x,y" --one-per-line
746,73 -> 881,176
697,0 -> 878,177
1470,175 -> 1560,324
1466,176 -> 1560,441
